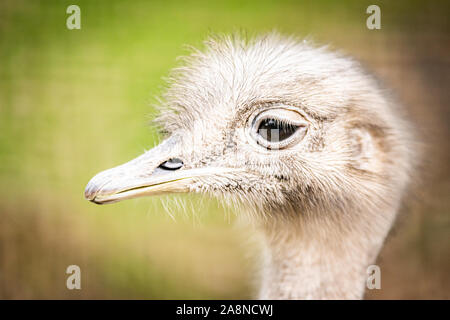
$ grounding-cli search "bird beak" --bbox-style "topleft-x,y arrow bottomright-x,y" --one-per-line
84,136 -> 237,204
84,136 -> 186,204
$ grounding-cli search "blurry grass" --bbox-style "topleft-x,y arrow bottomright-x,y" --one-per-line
0,195 -> 253,298
0,0 -> 448,298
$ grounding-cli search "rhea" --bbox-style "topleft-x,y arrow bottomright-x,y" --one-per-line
85,34 -> 414,299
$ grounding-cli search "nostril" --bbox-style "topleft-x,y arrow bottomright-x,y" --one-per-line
158,158 -> 183,171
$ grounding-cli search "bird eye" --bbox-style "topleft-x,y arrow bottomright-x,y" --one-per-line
257,119 -> 298,142
250,108 -> 308,150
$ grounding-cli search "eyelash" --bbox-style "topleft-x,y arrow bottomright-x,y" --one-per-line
262,117 -> 298,127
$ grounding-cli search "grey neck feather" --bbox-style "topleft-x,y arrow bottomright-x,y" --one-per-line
256,206 -> 396,299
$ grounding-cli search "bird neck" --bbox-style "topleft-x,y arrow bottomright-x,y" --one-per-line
256,208 -> 394,299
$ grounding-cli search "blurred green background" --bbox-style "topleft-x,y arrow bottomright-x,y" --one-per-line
0,0 -> 449,299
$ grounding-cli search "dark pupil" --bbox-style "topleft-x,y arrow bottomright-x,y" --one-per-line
257,119 -> 297,142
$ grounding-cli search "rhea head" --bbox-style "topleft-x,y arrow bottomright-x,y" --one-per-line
84,33 -> 412,221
